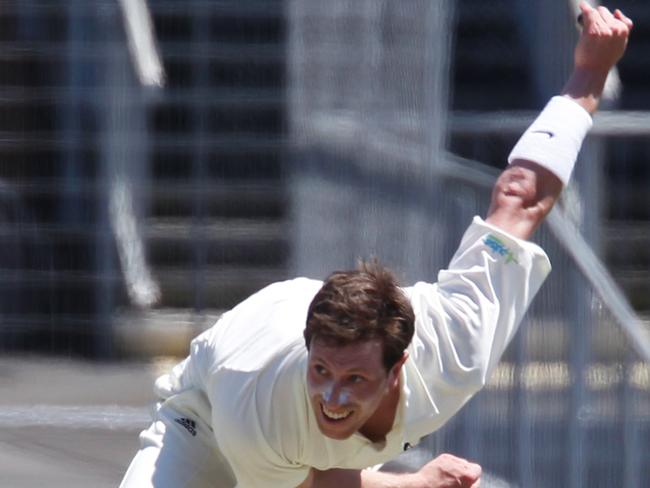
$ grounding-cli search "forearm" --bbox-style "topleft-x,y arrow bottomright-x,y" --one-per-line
485,66 -> 607,240
486,3 -> 632,240
486,68 -> 596,239
303,468 -> 423,488
362,469 -> 423,488
303,452 -> 482,488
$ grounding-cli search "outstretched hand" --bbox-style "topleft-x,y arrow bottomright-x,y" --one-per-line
414,453 -> 482,488
575,2 -> 633,73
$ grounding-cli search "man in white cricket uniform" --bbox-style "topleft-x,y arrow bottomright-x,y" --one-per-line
120,4 -> 632,487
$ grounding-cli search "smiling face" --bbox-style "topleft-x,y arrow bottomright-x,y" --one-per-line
306,338 -> 404,441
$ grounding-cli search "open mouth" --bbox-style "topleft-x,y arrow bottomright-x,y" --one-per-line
321,404 -> 353,421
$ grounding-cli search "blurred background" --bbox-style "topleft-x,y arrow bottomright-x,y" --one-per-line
0,0 -> 648,486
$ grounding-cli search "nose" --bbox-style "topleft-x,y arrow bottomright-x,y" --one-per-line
322,383 -> 349,406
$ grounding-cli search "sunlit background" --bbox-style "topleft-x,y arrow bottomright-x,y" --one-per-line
0,1 -> 648,486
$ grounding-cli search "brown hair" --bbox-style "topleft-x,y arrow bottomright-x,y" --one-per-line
304,260 -> 415,371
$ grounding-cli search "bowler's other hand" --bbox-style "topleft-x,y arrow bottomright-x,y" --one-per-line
415,453 -> 481,488
575,2 -> 633,73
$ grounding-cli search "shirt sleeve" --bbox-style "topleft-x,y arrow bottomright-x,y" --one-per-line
403,216 -> 551,422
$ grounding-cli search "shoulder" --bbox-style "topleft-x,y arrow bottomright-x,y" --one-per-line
197,277 -> 322,371
239,277 -> 324,309
211,277 -> 324,333
260,277 -> 324,299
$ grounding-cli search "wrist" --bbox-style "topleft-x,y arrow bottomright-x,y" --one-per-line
402,472 -> 428,488
562,66 -> 609,114
507,96 -> 592,186
361,470 -> 427,488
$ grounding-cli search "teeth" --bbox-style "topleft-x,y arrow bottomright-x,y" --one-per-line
322,405 -> 352,420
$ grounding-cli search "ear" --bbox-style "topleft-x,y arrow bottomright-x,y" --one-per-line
388,351 -> 409,384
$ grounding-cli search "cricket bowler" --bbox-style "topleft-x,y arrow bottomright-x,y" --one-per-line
120,3 -> 633,487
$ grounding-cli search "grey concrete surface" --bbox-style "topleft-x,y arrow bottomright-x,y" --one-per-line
0,356 -> 174,488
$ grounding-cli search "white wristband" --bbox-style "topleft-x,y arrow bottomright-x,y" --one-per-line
508,96 -> 593,185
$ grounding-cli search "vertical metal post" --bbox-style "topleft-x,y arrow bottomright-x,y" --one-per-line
95,2 -> 126,358
567,116 -> 603,488
514,2 -> 603,485
516,321 -> 533,486
64,1 -> 115,357
424,0 -> 453,169
568,285 -> 589,488
96,0 -> 153,356
63,1 -> 85,226
622,356 -> 640,488
191,2 -> 209,313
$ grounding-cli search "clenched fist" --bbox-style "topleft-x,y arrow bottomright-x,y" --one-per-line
575,1 -> 633,73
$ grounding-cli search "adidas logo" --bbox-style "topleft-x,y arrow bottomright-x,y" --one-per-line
174,417 -> 197,437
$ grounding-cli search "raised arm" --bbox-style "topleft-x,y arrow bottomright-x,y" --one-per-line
485,2 -> 633,240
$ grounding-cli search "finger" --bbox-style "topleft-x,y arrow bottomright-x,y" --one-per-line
606,9 -> 632,37
597,6 -> 616,25
579,1 -> 594,16
592,7 -> 616,35
610,22 -> 629,38
437,453 -> 464,463
579,2 -> 602,31
460,462 -> 482,481
614,9 -> 634,30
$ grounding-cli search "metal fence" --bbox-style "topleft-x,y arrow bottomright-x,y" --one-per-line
0,0 -> 649,486
0,0 -> 287,356
288,1 -> 650,486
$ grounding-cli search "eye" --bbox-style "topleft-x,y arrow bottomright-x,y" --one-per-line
349,374 -> 366,384
313,364 -> 328,376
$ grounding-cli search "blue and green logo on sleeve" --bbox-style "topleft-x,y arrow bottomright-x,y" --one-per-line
483,234 -> 519,264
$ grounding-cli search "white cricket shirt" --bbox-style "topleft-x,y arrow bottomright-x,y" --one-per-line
154,216 -> 551,487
